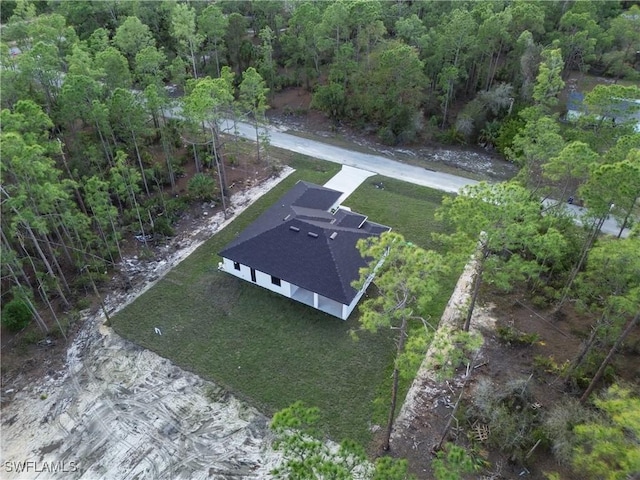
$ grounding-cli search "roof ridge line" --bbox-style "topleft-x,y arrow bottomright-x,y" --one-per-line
323,229 -> 353,302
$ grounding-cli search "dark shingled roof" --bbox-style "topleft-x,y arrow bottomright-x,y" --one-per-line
219,181 -> 391,304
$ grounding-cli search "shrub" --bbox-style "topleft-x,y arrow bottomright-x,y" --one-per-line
2,298 -> 32,332
533,355 -> 570,376
455,97 -> 486,142
542,398 -> 597,466
496,325 -> 540,346
141,151 -> 154,167
478,120 -> 501,148
570,351 -> 616,389
187,173 -> 217,201
150,162 -> 172,187
72,269 -> 109,292
171,159 -> 186,177
21,330 -> 45,345
75,298 -> 91,310
531,295 -> 548,309
138,246 -> 155,261
432,443 -> 477,480
437,127 -> 466,145
378,126 -> 397,146
496,116 -> 525,157
165,119 -> 183,148
162,196 -> 188,223
467,377 -> 543,462
152,216 -> 175,237
282,105 -> 294,116
51,316 -> 71,339
427,326 -> 483,380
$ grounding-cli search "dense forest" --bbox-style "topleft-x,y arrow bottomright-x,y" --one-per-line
1,1 -> 639,478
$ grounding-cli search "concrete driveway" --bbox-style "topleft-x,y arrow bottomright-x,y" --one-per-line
323,165 -> 376,205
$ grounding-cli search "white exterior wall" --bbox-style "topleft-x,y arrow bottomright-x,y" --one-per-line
220,257 -> 292,297
342,271 -> 376,320
220,256 -> 385,321
342,245 -> 390,320
343,286 -> 364,320
253,269 -> 292,297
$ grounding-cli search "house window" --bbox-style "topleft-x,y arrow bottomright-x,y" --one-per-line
233,262 -> 241,271
250,268 -> 256,282
271,276 -> 281,286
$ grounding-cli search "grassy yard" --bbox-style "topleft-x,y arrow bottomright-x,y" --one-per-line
112,156 -> 454,446
345,175 -> 452,251
345,176 -> 458,423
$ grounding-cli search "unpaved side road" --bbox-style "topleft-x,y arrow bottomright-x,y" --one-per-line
1,170 -> 295,480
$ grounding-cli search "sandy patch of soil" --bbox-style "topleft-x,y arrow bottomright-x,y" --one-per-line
1,169 -> 295,480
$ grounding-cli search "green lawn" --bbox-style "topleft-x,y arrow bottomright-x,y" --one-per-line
344,175 -> 452,250
112,157 -> 454,445
345,176 -> 458,423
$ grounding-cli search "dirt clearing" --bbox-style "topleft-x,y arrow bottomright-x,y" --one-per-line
1,171 -> 295,480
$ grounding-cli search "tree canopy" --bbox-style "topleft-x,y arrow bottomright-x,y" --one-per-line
1,3 -> 639,477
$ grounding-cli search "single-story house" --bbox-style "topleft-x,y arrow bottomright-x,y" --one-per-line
566,90 -> 640,132
218,180 -> 391,320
